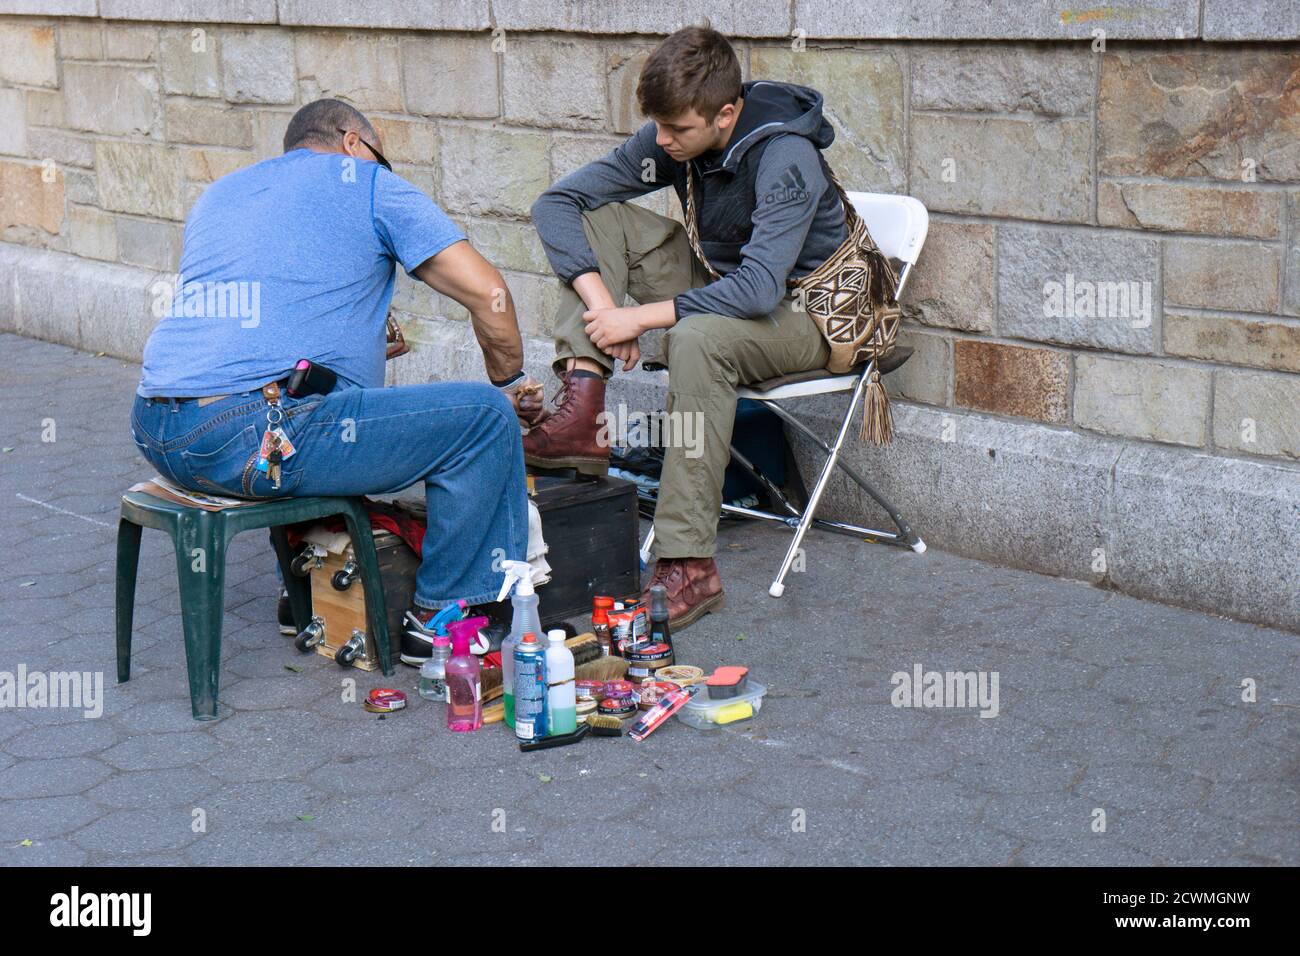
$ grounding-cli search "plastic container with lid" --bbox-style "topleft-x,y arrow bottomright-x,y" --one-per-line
676,680 -> 766,730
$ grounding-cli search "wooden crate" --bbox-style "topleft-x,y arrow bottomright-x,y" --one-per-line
304,529 -> 418,670
393,476 -> 642,621
531,475 -> 640,620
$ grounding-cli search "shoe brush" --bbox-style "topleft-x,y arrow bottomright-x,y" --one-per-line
564,632 -> 603,668
586,714 -> 624,737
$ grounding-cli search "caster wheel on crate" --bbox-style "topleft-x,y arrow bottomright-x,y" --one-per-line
331,559 -> 358,591
294,617 -> 325,653
335,630 -> 366,667
291,545 -> 324,578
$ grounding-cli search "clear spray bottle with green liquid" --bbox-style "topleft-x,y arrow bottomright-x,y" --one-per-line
496,559 -> 543,729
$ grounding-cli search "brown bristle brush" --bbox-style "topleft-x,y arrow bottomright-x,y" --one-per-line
586,714 -> 624,737
564,632 -> 603,668
481,665 -> 503,702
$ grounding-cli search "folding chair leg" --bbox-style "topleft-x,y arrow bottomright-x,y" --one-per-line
639,525 -> 655,567
727,443 -> 800,519
769,367 -> 871,598
764,396 -> 924,552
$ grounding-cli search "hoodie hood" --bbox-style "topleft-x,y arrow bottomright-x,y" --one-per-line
700,81 -> 835,174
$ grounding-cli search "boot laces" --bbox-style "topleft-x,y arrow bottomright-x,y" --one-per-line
651,558 -> 686,595
539,373 -> 577,431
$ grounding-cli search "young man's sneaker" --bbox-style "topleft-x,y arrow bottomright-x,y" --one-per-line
640,557 -> 725,631
277,588 -> 296,635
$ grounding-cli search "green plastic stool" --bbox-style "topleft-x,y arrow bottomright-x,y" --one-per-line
115,491 -> 393,720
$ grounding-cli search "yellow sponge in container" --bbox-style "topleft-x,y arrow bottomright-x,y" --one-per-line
712,701 -> 754,725
676,680 -> 766,730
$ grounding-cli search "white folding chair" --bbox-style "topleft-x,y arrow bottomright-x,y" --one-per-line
639,192 -> 930,597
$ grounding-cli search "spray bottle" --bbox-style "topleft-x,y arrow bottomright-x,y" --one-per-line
513,632 -> 548,742
545,628 -> 577,735
496,560 -> 544,729
445,616 -> 489,732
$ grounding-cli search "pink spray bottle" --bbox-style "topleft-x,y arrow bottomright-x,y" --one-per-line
445,616 -> 489,732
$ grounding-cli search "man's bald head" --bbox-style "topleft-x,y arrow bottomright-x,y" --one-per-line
283,98 -> 379,154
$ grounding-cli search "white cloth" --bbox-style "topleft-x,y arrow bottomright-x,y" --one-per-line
526,498 -> 551,585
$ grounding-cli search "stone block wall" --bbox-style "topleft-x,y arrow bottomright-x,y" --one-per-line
0,1 -> 1297,631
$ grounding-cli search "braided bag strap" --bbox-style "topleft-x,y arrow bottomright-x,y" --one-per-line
684,164 -> 722,281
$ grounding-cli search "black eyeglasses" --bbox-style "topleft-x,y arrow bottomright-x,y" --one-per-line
337,127 -> 392,172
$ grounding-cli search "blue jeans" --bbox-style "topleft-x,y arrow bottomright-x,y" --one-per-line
130,382 -> 528,609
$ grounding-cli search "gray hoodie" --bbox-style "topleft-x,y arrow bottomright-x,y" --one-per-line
531,81 -> 848,321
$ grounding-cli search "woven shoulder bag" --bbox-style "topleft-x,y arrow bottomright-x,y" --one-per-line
685,162 -> 902,444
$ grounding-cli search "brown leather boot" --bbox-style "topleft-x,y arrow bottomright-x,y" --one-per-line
523,370 -> 610,476
640,556 -> 725,631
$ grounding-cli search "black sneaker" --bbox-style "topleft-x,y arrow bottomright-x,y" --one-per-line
400,609 -> 439,666
466,599 -> 512,654
277,588 -> 296,636
400,600 -> 510,666
401,599 -> 470,666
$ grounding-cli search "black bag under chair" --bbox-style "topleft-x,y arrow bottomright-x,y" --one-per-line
611,398 -> 806,519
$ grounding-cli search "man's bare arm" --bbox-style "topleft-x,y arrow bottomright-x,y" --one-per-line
412,240 -> 523,383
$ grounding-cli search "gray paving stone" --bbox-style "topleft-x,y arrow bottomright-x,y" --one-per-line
100,731 -> 222,770
114,699 -> 220,735
183,824 -> 323,866
1243,823 -> 1300,862
1077,764 -> 1213,811
1011,840 -> 1159,866
0,839 -> 89,867
303,835 -> 445,867
86,766 -> 222,810
1201,780 -> 1300,828
1106,808 -> 1257,866
0,756 -> 113,797
68,808 -> 202,854
5,720 -> 122,758
192,779 -> 325,829
0,794 -> 102,841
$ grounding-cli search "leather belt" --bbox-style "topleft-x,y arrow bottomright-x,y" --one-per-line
153,379 -> 287,408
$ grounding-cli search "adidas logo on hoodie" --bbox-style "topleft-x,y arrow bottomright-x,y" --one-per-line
759,163 -> 811,206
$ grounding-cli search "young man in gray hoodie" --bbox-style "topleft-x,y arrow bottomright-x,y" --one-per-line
527,27 -> 847,629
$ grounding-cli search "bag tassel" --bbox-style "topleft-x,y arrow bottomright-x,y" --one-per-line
860,367 -> 894,445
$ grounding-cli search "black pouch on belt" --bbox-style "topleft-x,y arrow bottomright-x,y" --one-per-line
286,359 -> 337,397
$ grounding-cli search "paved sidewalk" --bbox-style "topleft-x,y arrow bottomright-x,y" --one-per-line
0,332 -> 1295,866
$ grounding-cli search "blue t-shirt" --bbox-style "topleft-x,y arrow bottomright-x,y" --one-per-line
138,149 -> 464,397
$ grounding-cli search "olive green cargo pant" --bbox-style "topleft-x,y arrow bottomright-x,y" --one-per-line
551,202 -> 829,559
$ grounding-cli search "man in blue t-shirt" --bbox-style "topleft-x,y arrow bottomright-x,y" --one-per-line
132,99 -> 539,665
